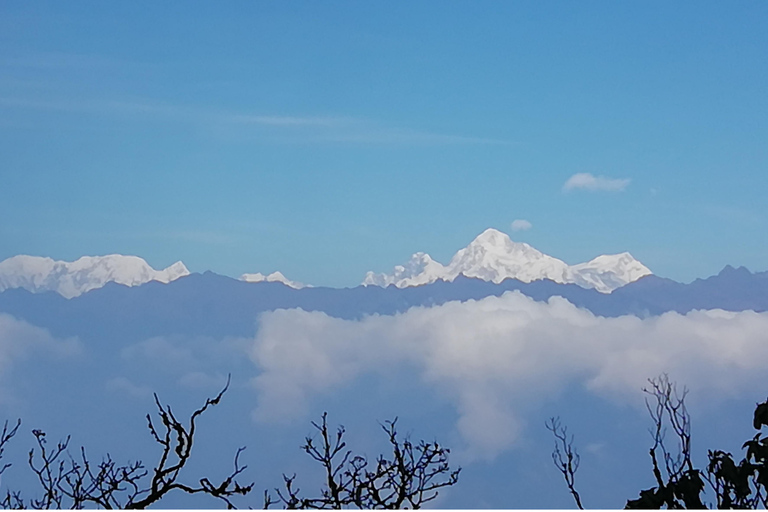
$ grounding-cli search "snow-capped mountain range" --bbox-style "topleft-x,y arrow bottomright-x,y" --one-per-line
363,228 -> 652,293
0,229 -> 650,298
0,254 -> 309,298
0,255 -> 190,298
239,271 -> 309,289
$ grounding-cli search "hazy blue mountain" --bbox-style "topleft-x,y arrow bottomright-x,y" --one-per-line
0,272 -> 606,346
608,265 -> 768,316
1,266 -> 768,346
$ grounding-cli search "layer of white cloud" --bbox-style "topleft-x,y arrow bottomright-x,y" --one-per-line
510,219 -> 532,231
563,172 -> 630,192
249,293 -> 768,460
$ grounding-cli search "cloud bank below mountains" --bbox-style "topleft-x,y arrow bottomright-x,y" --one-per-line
250,292 -> 768,459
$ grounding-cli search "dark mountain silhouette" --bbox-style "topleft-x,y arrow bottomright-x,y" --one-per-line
607,266 -> 768,316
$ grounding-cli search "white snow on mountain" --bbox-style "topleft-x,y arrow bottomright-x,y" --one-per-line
0,255 -> 190,298
363,252 -> 446,288
239,271 -> 309,289
567,253 -> 652,293
443,228 -> 570,284
362,228 -> 652,293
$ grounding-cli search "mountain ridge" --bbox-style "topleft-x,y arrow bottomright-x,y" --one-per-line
239,271 -> 309,289
0,254 -> 189,298
1,264 -> 766,346
363,228 -> 651,293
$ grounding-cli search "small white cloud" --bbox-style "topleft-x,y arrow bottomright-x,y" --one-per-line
510,219 -> 532,232
563,173 -> 630,192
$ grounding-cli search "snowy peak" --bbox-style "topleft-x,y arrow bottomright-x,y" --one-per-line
567,252 -> 651,293
467,228 -> 515,249
570,252 -> 651,281
362,229 -> 652,293
363,252 -> 446,288
0,255 -> 190,298
445,229 -> 569,284
239,271 -> 309,289
455,229 -> 547,265
164,261 -> 191,281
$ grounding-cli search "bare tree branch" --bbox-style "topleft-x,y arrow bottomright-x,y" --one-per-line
0,374 -> 253,509
546,417 -> 584,510
266,413 -> 459,509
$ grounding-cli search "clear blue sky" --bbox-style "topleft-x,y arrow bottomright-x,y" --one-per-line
2,1 -> 767,287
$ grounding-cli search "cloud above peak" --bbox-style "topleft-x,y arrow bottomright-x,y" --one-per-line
563,173 -> 631,192
510,219 -> 532,231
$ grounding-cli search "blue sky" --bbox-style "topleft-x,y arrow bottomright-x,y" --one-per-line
1,1 -> 767,287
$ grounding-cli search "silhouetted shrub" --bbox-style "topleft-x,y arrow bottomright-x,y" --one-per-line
550,374 -> 768,509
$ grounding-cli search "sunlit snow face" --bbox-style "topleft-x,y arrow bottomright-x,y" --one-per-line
362,228 -> 651,292
249,291 -> 768,460
0,255 -> 189,298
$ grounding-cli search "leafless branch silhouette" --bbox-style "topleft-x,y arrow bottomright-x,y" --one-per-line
265,413 -> 460,509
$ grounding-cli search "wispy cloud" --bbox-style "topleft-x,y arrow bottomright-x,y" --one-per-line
0,94 -> 510,146
121,335 -> 253,374
0,313 -> 81,366
510,219 -> 532,231
0,51 -> 148,71
220,111 -> 510,145
0,96 -> 194,118
0,313 -> 81,401
311,126 -> 509,146
227,114 -> 353,127
562,173 -> 631,192
178,371 -> 230,391
106,376 -> 152,398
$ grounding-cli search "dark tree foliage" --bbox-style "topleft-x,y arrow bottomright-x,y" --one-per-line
264,412 -> 460,509
624,375 -> 705,509
0,377 -> 253,509
550,374 -> 768,509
